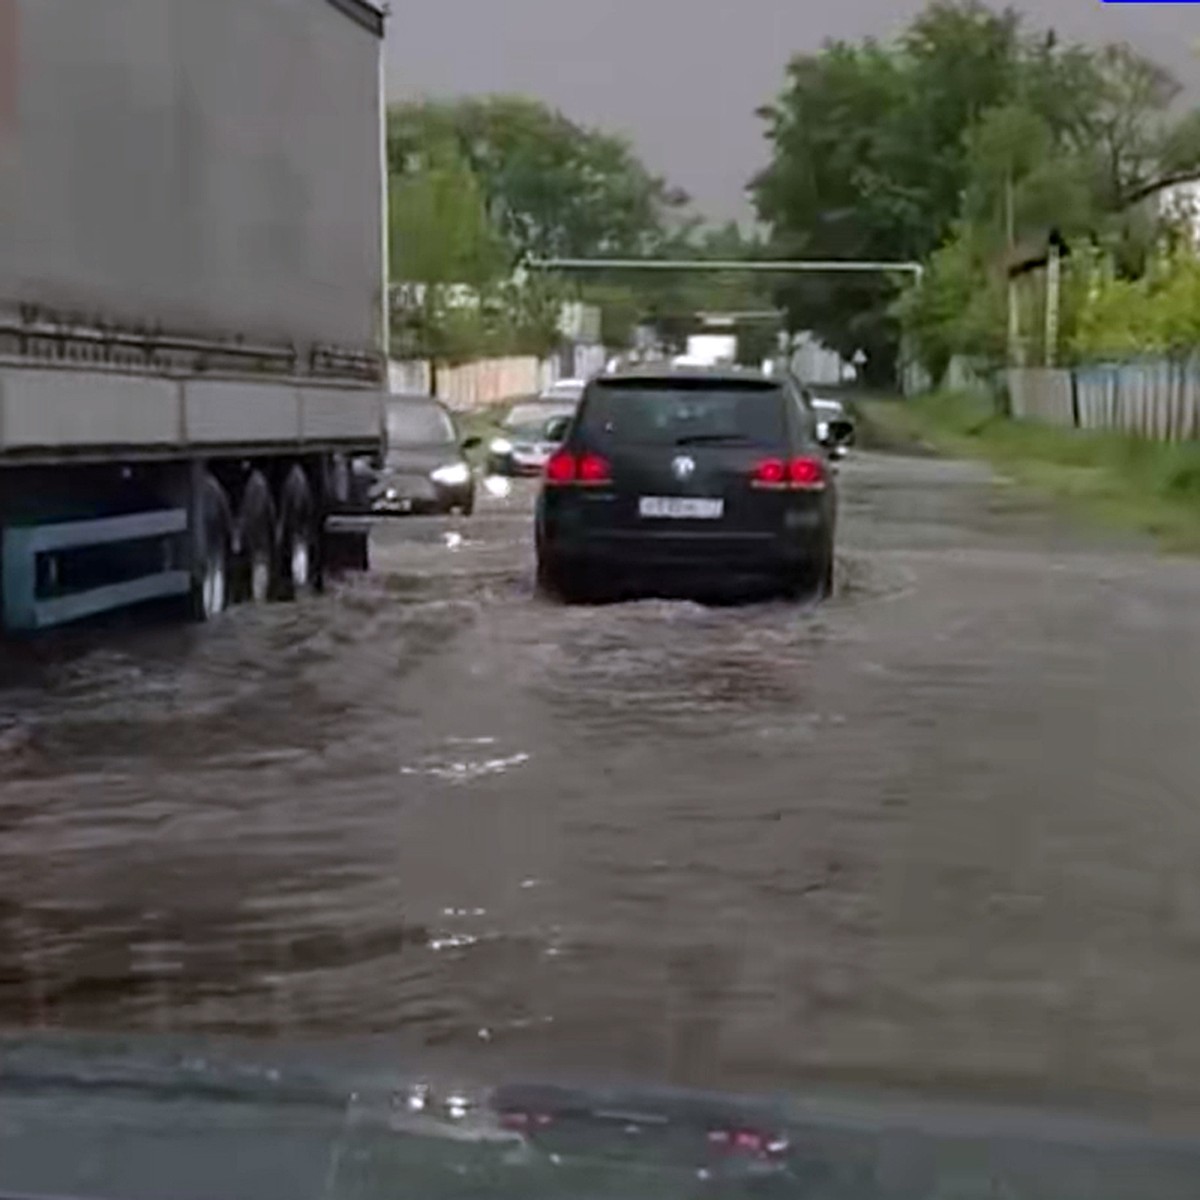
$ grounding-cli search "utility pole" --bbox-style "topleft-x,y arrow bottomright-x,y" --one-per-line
1006,170 -> 1023,368
1045,234 -> 1061,368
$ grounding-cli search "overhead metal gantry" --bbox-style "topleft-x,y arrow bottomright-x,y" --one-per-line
523,257 -> 923,281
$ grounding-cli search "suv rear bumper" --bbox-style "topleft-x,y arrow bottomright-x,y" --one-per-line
539,518 -> 828,581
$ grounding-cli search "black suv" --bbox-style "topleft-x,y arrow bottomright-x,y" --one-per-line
534,366 -> 837,601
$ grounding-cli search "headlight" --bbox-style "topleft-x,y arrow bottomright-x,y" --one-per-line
489,437 -> 513,455
385,486 -> 398,501
431,461 -> 471,486
816,421 -> 830,441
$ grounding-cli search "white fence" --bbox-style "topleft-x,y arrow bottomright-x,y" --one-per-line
388,356 -> 559,410
388,360 -> 432,395
1006,359 -> 1200,439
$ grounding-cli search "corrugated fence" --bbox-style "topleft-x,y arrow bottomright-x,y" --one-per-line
1007,359 -> 1200,440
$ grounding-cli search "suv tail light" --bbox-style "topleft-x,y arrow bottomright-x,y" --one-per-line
752,456 -> 826,492
752,458 -> 787,487
544,451 -> 611,486
545,449 -> 576,483
577,452 -> 612,483
787,456 -> 826,490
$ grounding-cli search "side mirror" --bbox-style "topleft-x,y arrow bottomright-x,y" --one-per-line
461,434 -> 482,452
544,416 -> 571,443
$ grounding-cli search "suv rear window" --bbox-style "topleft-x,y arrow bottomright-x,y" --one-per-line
579,381 -> 786,446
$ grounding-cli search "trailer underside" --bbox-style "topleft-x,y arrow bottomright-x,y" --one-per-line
0,365 -> 382,634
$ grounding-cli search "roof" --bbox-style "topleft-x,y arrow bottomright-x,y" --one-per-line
324,0 -> 386,37
509,397 -> 576,410
597,362 -> 778,387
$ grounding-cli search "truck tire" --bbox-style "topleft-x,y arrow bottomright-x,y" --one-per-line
235,471 -> 277,604
277,466 -> 319,600
190,473 -> 233,622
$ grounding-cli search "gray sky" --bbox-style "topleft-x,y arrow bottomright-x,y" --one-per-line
385,2 -> 1200,222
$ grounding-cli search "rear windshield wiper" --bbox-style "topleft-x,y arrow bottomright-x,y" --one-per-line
673,433 -> 756,446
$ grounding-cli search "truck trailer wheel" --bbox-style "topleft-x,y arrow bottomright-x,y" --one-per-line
235,471 -> 277,604
190,473 -> 233,622
277,466 -> 319,600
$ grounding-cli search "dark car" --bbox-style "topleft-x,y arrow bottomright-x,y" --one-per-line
486,399 -> 578,477
366,395 -> 478,516
534,366 -> 837,602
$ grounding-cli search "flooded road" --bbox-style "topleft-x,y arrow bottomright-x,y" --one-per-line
5,446 -> 1200,1121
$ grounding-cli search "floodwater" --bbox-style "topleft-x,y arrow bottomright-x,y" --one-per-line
5,444 -> 1200,1124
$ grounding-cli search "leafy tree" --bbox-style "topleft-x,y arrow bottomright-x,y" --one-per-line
389,139 -> 507,282
753,3 -> 1026,382
753,0 -> 1200,382
387,138 -> 510,363
388,96 -> 688,261
962,104 -> 1095,251
1086,44 -> 1182,208
388,136 -> 576,364
894,228 -> 1006,381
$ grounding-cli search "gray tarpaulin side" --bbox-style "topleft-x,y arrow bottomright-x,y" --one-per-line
0,0 -> 384,358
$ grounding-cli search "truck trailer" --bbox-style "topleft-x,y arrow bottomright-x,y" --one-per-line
674,333 -> 738,369
0,0 -> 388,634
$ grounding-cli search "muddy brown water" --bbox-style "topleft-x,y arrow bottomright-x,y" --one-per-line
4,450 -> 1200,1122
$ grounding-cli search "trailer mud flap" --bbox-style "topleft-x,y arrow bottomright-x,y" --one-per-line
323,516 -> 371,576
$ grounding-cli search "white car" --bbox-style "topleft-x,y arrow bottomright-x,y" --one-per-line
539,378 -> 586,404
487,400 -> 577,477
808,395 -> 856,457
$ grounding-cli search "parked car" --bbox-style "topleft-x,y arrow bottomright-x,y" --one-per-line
539,378 -> 587,404
807,393 -> 856,457
363,395 -> 479,516
535,365 -> 837,602
486,399 -> 578,477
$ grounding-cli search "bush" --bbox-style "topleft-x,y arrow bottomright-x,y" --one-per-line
1071,247 -> 1200,360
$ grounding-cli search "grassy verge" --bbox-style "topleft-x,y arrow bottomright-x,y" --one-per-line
860,391 -> 1200,553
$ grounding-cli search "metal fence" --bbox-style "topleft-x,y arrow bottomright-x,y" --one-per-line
1006,359 -> 1200,440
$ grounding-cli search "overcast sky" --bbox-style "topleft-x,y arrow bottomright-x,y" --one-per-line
385,2 -> 1200,223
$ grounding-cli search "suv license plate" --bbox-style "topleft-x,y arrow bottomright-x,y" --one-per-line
639,496 -> 724,519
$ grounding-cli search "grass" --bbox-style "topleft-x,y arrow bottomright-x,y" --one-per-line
860,391 -> 1200,553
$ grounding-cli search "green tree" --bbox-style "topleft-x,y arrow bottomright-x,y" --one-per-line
961,104 -> 1095,252
894,227 -> 1006,381
756,0 -> 1200,380
753,3 -> 1027,382
387,138 -> 509,364
388,96 -> 688,260
388,138 -> 506,288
